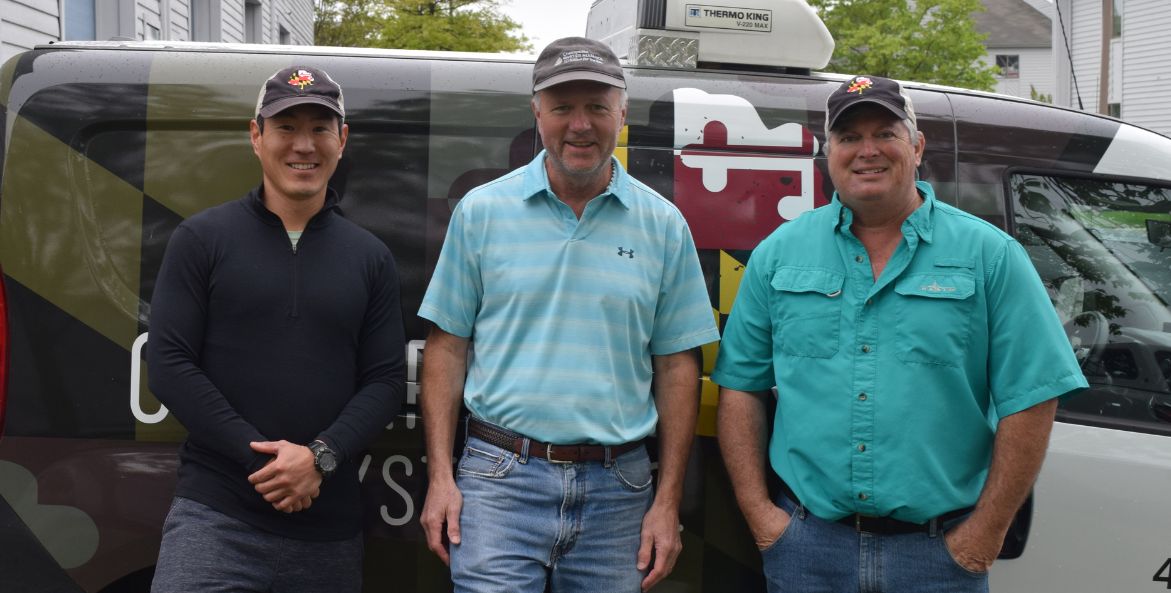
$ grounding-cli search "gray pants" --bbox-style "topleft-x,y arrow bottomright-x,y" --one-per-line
150,497 -> 363,593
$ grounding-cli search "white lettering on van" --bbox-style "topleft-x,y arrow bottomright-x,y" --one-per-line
380,455 -> 415,527
130,332 -> 170,424
387,339 -> 425,430
132,334 -> 424,428
358,453 -> 372,482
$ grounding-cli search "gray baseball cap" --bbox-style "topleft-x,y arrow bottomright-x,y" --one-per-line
532,37 -> 626,93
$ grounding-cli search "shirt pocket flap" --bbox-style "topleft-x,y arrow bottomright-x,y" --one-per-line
771,268 -> 845,297
895,273 -> 975,300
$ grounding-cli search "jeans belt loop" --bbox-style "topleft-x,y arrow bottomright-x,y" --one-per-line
603,445 -> 613,468
518,437 -> 531,464
928,517 -> 940,538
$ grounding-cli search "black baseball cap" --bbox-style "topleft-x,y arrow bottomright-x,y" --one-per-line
255,66 -> 345,119
825,75 -> 915,135
532,37 -> 626,93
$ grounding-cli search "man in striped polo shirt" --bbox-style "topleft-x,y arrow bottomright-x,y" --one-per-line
418,37 -> 719,593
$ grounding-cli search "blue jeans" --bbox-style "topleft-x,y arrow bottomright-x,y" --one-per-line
150,497 -> 363,593
449,434 -> 654,593
762,495 -> 989,593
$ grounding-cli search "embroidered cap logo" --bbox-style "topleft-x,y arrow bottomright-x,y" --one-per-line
287,70 -> 315,91
847,77 -> 873,95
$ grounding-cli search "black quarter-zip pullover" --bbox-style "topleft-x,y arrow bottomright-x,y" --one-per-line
148,186 -> 406,540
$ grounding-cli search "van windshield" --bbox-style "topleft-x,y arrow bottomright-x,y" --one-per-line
1013,173 -> 1171,433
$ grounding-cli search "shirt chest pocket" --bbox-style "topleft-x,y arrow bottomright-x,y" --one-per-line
893,272 -> 976,366
770,268 -> 845,359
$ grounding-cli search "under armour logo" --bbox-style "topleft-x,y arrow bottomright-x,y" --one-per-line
618,247 -> 634,259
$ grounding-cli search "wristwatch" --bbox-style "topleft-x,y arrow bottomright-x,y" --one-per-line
308,440 -> 338,479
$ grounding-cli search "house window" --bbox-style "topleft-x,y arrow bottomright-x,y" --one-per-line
279,25 -> 291,45
191,0 -> 221,41
996,55 -> 1020,79
1113,0 -> 1124,38
245,0 -> 263,43
1108,103 -> 1121,118
64,0 -> 96,40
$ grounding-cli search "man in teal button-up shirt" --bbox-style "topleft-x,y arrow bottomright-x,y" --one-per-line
713,75 -> 1087,592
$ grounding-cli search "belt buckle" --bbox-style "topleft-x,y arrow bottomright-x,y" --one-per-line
546,444 -> 573,464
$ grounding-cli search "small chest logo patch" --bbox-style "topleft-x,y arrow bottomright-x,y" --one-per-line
618,247 -> 634,259
920,281 -> 956,293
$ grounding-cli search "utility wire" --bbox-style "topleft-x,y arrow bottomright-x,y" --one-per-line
1055,0 -> 1085,110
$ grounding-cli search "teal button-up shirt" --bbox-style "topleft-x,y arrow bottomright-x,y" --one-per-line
712,181 -> 1087,523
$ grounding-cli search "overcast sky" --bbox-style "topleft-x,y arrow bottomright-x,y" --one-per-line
497,0 -> 595,55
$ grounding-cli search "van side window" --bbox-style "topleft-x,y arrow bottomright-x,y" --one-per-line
1012,173 -> 1171,434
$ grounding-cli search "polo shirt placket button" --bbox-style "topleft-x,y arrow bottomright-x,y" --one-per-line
861,344 -> 871,353
855,255 -> 864,263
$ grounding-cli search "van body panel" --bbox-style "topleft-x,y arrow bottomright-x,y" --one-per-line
3,43 -> 1171,592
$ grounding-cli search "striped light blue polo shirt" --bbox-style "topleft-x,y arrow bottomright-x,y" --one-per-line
419,151 -> 720,444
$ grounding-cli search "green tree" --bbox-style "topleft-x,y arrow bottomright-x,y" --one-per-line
1030,84 -> 1053,104
807,0 -> 999,91
315,0 -> 531,52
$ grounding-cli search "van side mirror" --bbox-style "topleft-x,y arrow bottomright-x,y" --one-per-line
1145,219 -> 1171,249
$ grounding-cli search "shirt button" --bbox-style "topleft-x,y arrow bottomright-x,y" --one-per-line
855,255 -> 864,263
858,393 -> 868,401
858,443 -> 867,452
858,493 -> 869,501
861,344 -> 871,353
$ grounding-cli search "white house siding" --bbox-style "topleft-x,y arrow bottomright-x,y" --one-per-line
169,0 -> 190,40
1,0 -> 60,63
136,0 -> 164,39
1020,47 -> 1055,99
1118,0 -> 1171,136
277,0 -> 313,45
984,46 -> 1054,100
220,0 -> 244,42
1067,0 -> 1101,113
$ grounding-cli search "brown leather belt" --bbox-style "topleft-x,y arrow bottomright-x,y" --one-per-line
467,417 -> 643,464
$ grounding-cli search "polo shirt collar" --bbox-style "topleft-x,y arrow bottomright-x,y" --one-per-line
521,150 -> 632,209
830,180 -> 936,244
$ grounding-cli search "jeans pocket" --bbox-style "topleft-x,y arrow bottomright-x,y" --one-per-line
611,450 -> 653,492
939,533 -> 990,577
160,497 -> 186,531
759,512 -> 800,553
456,444 -> 516,479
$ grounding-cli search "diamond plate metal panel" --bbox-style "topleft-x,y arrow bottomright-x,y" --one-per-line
633,35 -> 698,69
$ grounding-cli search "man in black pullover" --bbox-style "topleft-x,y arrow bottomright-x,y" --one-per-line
147,66 -> 405,593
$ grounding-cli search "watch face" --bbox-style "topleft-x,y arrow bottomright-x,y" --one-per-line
319,452 -> 338,473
